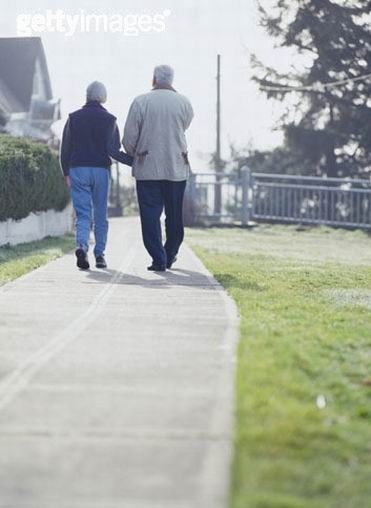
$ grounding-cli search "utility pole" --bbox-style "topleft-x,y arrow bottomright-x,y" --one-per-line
214,54 -> 222,217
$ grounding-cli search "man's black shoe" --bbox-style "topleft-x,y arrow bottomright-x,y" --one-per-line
95,255 -> 107,269
75,248 -> 90,270
147,264 -> 166,272
167,256 -> 177,269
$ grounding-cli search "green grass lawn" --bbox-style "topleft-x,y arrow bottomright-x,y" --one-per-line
0,235 -> 75,287
187,225 -> 371,508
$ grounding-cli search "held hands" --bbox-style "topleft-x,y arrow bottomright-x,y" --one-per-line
65,175 -> 71,187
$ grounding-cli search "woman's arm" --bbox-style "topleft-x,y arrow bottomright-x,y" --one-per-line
107,122 -> 133,166
59,117 -> 72,177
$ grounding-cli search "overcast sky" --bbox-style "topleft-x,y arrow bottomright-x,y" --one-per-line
0,0 -> 295,169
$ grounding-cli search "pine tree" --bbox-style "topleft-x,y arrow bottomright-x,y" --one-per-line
253,0 -> 371,177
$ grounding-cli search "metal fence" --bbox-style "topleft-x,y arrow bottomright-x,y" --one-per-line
188,167 -> 371,230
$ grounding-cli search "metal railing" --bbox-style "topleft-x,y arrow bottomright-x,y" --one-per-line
186,171 -> 242,222
251,172 -> 371,229
188,167 -> 371,229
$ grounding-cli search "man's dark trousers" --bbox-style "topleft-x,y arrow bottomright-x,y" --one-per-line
136,179 -> 187,268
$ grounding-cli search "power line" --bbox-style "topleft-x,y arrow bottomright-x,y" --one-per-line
259,71 -> 371,93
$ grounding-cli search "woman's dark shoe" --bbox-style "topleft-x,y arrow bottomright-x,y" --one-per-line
95,255 -> 107,269
75,248 -> 90,270
147,263 -> 166,272
167,256 -> 177,269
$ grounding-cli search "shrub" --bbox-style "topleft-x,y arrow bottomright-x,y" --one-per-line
0,134 -> 70,222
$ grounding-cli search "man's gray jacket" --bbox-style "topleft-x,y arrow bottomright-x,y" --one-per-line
122,88 -> 194,181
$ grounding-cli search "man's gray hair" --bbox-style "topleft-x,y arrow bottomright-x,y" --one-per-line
153,65 -> 174,86
86,81 -> 107,103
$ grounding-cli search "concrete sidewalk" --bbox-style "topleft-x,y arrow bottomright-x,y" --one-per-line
0,217 -> 239,508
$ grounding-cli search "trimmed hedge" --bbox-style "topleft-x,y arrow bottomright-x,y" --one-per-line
0,134 -> 70,222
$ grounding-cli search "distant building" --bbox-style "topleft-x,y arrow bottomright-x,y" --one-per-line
0,37 -> 60,143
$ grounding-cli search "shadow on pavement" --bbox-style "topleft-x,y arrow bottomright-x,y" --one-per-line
84,267 -> 219,289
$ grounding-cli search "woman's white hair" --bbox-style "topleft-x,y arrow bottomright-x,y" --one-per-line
86,81 -> 107,103
153,65 -> 174,86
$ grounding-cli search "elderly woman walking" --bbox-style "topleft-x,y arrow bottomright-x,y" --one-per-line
60,81 -> 132,270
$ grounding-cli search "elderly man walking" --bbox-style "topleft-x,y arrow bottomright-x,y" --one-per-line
123,65 -> 194,271
60,81 -> 132,270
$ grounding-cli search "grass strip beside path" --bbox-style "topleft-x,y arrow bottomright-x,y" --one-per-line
187,225 -> 371,508
0,235 -> 74,287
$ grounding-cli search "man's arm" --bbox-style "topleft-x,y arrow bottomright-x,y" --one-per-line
59,117 -> 72,177
107,121 -> 133,166
183,98 -> 194,131
122,100 -> 141,156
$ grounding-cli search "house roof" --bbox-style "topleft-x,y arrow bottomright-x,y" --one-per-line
0,78 -> 23,114
0,37 -> 53,113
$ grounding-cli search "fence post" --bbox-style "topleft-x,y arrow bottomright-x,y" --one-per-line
241,165 -> 251,226
183,173 -> 197,227
115,162 -> 122,214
